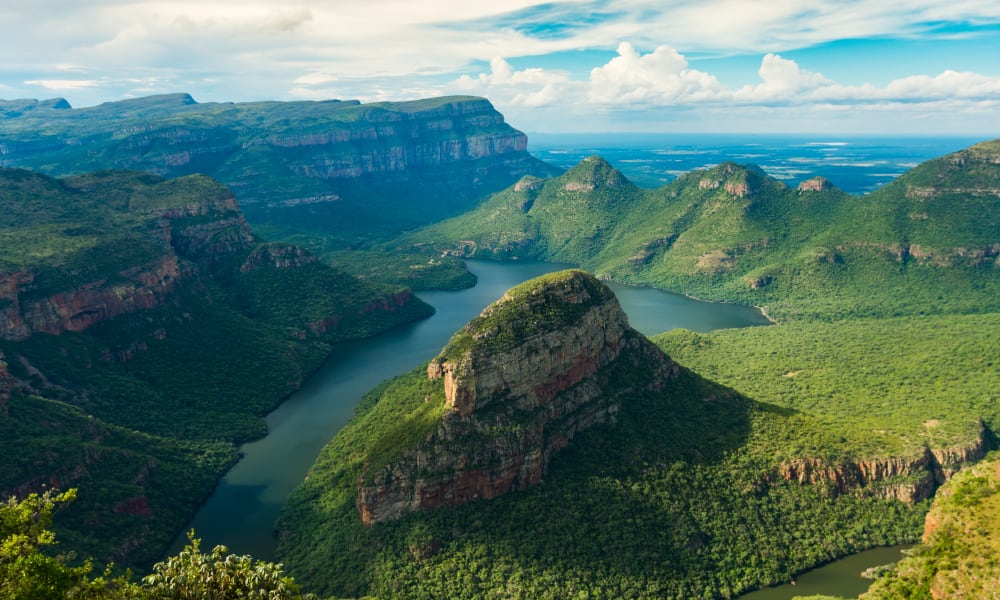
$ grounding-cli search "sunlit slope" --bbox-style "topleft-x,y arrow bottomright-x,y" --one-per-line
401,139 -> 1000,320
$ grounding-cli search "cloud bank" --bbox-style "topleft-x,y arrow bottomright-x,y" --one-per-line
2,1 -> 999,132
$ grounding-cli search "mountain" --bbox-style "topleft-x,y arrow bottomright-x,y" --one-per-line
399,140 -> 1000,321
0,168 -> 432,567
272,270 -> 990,598
0,94 -> 560,242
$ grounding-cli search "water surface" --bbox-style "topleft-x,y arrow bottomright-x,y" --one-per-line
738,545 -> 911,599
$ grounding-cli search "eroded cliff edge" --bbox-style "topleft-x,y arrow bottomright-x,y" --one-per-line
0,94 -> 561,236
356,270 -> 679,525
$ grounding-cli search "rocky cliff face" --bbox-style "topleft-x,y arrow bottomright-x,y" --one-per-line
356,270 -> 678,526
0,178 -> 256,342
0,94 -> 560,233
0,256 -> 183,341
777,423 -> 988,503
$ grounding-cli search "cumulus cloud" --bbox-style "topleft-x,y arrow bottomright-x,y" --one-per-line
454,57 -> 581,107
732,53 -> 834,102
588,42 -> 725,104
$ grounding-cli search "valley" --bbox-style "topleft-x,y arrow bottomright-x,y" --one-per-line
0,93 -> 997,598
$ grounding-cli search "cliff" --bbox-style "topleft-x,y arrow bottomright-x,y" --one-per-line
861,455 -> 1000,600
355,270 -> 678,525
777,425 -> 989,503
0,172 -> 255,341
0,94 -> 561,238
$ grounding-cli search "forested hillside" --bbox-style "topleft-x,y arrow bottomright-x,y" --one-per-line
0,168 -> 432,567
399,141 -> 1000,321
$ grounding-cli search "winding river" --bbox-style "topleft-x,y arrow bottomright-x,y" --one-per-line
173,260 -> 770,559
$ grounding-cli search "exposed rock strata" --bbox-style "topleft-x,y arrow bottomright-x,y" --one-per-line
356,270 -> 678,526
0,94 -> 558,215
0,256 -> 182,341
777,423 -> 988,503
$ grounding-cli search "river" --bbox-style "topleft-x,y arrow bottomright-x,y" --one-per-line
172,260 -> 769,559
738,545 -> 911,599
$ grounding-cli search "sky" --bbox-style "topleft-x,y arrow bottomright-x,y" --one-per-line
3,1 -> 1000,135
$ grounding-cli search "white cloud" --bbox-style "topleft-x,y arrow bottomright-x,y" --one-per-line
454,57 -> 581,108
24,79 -> 99,90
2,1 -> 1000,132
588,42 -> 725,104
732,53 -> 834,102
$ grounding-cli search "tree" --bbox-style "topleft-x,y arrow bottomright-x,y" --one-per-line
1,488 -> 313,600
143,532 -> 313,600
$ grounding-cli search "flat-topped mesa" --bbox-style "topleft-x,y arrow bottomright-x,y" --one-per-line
358,270 -> 678,526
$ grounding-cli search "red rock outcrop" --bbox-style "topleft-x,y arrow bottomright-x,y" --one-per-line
357,271 -> 678,526
797,176 -> 835,192
777,424 -> 988,503
0,255 -> 182,341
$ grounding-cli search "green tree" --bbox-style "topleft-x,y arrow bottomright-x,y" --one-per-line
143,532 -> 313,600
1,489 -> 312,600
0,489 -> 138,599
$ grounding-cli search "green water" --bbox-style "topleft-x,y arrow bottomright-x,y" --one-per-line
738,545 -> 911,599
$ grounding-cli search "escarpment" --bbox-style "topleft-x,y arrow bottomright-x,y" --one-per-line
0,94 -> 561,233
356,270 -> 678,526
777,423 -> 989,503
0,174 -> 255,341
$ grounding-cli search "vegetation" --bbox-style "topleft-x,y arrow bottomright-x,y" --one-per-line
862,453 -> 1000,599
0,93 -> 559,245
398,143 -> 1000,321
278,357 -> 929,598
274,139 -> 1000,597
0,489 -> 313,599
654,313 -> 1000,461
0,168 -> 432,569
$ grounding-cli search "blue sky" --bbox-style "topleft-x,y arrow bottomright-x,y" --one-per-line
2,1 -> 1000,134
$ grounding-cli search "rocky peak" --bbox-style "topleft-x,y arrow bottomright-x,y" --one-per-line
359,270 -> 678,525
797,176 -> 836,193
560,156 -> 630,192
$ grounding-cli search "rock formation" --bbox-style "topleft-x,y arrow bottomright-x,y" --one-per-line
777,423 -> 988,503
0,94 -> 561,232
356,270 -> 678,525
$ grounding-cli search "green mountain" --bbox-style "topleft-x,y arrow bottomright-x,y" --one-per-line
277,138 -> 1000,598
275,270 -> 991,598
400,141 -> 1000,321
0,168 -> 432,567
0,93 -> 560,243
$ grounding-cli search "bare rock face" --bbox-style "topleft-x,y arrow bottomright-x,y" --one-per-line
357,270 -> 678,525
2,255 -> 182,340
797,176 -> 835,192
777,423 -> 988,503
0,181 -> 256,341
